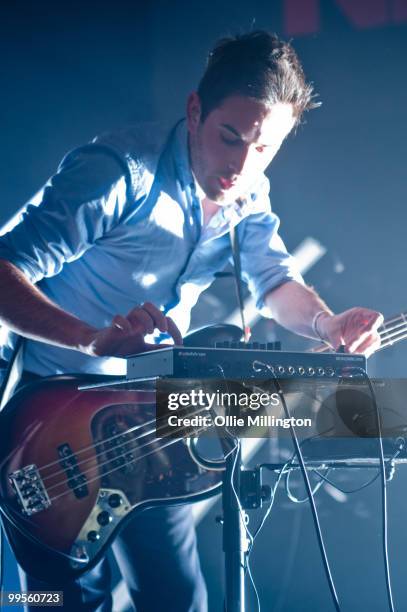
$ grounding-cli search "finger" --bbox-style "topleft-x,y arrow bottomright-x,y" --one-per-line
112,314 -> 132,333
342,311 -> 383,351
359,311 -> 383,332
126,308 -> 155,334
347,329 -> 372,353
113,337 -> 159,358
166,317 -> 183,345
348,332 -> 381,356
365,337 -> 382,358
326,330 -> 345,352
120,337 -> 183,357
141,302 -> 168,333
371,312 -> 384,331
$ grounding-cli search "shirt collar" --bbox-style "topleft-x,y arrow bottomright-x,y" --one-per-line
191,170 -> 206,201
171,118 -> 195,192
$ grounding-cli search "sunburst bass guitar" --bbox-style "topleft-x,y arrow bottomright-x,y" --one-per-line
0,375 -> 224,580
0,313 -> 405,579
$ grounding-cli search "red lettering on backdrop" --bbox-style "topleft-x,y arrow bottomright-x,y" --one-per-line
284,0 -> 407,35
333,0 -> 389,28
284,0 -> 320,36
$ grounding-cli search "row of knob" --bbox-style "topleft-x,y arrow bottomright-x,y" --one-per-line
269,365 -> 336,377
214,341 -> 282,350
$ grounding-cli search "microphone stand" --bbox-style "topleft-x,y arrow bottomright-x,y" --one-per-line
220,442 -> 272,611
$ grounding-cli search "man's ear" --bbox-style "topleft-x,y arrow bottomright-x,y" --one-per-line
186,92 -> 202,134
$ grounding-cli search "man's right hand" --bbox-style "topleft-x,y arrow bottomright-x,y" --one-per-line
84,302 -> 183,358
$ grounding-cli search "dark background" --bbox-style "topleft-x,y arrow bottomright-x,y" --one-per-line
1,1 -> 407,610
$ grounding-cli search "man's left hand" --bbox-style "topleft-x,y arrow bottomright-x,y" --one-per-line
318,307 -> 383,357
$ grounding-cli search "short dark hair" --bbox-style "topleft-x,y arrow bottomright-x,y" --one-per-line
197,31 -> 318,124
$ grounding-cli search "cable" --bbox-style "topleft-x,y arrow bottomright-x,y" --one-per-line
351,368 -> 395,612
253,362 -> 341,612
311,469 -> 380,495
286,465 -> 386,501
250,460 -> 293,543
285,466 -> 329,503
247,367 -> 399,612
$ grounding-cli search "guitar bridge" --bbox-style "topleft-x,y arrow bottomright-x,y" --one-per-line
9,464 -> 51,516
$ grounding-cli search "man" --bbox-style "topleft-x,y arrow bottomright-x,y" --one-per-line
0,31 -> 382,611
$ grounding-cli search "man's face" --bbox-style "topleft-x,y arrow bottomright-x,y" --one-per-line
187,93 -> 296,204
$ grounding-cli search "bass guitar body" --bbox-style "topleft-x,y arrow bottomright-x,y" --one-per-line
0,376 -> 222,580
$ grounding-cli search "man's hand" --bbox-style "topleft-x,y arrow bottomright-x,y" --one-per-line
318,307 -> 383,357
84,302 -> 183,358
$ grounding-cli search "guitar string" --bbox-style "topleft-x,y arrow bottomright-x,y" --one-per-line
380,326 -> 407,341
316,335 -> 407,354
377,331 -> 407,350
379,320 -> 407,340
46,377 -> 363,506
316,315 -> 407,353
35,406 -> 154,474
25,382 -> 220,478
29,333 -> 407,493
40,401 -> 209,487
47,422 -> 213,504
380,312 -> 407,327
42,404 -> 215,494
26,312 -> 407,474
20,312 -> 407,498
32,392 -> 158,474
36,385 -> 339,501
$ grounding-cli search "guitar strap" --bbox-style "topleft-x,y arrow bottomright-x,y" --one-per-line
0,335 -> 24,411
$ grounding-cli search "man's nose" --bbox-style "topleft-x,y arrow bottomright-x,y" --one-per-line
228,144 -> 250,176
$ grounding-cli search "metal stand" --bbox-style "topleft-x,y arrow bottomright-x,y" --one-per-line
220,443 -> 272,612
222,443 -> 248,612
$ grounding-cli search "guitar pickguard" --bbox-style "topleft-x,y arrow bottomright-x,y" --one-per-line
70,487 -> 131,568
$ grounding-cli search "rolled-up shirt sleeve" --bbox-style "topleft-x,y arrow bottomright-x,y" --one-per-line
0,147 -> 128,283
238,181 -> 304,317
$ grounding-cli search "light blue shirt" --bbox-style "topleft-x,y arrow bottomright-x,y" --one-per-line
0,119 -> 303,376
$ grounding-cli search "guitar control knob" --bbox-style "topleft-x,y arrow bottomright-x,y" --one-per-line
97,511 -> 112,526
278,366 -> 285,374
108,494 -> 122,508
308,367 -> 315,376
87,530 -> 100,542
288,366 -> 295,375
298,367 -> 305,375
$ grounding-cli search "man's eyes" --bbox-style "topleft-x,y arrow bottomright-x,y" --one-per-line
220,134 -> 268,153
220,133 -> 240,146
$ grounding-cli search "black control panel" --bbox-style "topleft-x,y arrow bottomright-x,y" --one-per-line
126,346 -> 366,380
